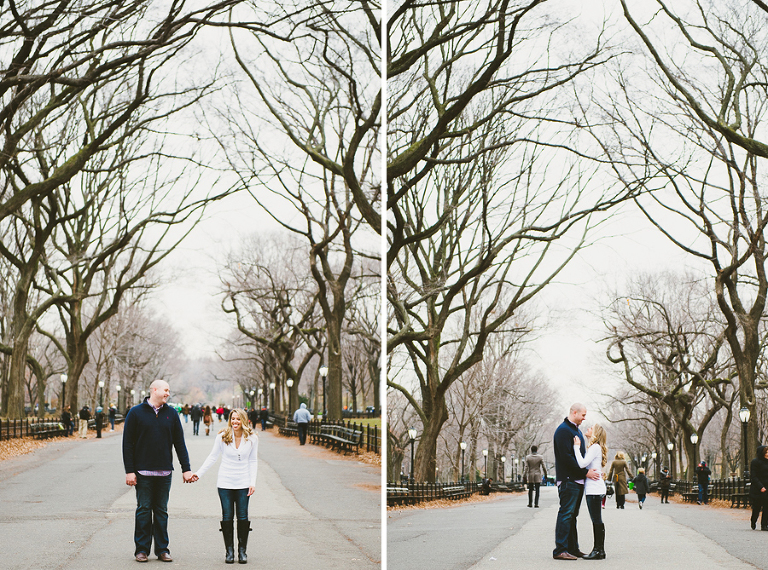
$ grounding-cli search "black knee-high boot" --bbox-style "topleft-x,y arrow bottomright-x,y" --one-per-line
220,521 -> 235,564
583,523 -> 605,560
237,520 -> 252,564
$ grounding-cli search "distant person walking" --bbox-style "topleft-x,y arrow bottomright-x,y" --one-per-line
632,468 -> 650,509
204,406 -> 213,436
659,467 -> 672,503
695,461 -> 711,504
573,423 -> 608,560
61,406 -> 73,437
95,406 -> 105,439
750,445 -> 768,530
523,445 -> 547,508
259,407 -> 268,431
182,404 -> 190,423
109,404 -> 117,432
607,452 -> 633,509
191,404 -> 202,436
192,408 -> 258,564
78,405 -> 91,438
248,407 -> 258,430
552,402 -> 600,561
292,403 -> 312,445
122,380 -> 193,563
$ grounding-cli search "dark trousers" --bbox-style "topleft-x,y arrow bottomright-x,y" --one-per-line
298,423 -> 308,445
585,494 -> 603,524
134,474 -> 172,556
218,488 -> 250,521
528,482 -> 541,506
660,488 -> 669,502
192,420 -> 200,435
698,483 -> 709,504
752,494 -> 768,529
616,493 -> 626,508
260,419 -> 266,431
554,481 -> 584,556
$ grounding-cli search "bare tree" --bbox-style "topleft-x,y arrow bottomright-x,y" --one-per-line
387,100 -> 634,481
220,233 -> 324,414
0,0 -> 245,222
597,0 -> 768,459
209,0 -> 380,419
0,0 -> 250,418
386,0 -> 612,266
603,272 -> 733,480
222,0 -> 381,232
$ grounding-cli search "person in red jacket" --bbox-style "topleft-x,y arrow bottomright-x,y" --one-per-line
122,380 -> 193,563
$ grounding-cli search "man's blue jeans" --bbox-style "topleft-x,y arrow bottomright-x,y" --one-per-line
134,474 -> 172,556
554,481 -> 584,556
218,488 -> 250,521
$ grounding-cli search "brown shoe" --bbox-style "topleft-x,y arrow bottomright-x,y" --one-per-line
553,552 -> 578,560
158,552 -> 173,562
135,552 -> 148,563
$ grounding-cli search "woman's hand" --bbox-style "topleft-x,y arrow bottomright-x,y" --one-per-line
247,486 -> 255,497
573,436 -> 580,445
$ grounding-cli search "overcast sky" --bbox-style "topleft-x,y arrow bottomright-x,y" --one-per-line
149,188 -> 282,359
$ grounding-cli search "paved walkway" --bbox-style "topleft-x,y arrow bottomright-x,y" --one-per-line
0,419 -> 380,569
387,486 -> 766,569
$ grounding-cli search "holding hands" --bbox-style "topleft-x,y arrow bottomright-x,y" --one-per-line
182,471 -> 198,483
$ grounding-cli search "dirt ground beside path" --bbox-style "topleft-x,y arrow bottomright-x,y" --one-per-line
0,421 -> 124,462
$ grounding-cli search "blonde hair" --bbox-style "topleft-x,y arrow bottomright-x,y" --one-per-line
615,451 -> 626,461
588,423 -> 608,468
220,408 -> 253,445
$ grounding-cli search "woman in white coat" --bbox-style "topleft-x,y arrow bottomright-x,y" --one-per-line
573,423 -> 608,560
192,408 -> 258,564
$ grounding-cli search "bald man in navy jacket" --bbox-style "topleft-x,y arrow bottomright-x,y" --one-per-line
552,403 -> 600,560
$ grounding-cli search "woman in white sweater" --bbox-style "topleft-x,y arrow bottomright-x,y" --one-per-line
193,408 -> 258,564
573,423 -> 608,560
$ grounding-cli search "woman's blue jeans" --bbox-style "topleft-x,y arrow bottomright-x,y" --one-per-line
585,494 -> 604,524
218,488 -> 250,521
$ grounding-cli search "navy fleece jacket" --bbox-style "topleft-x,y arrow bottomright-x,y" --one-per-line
122,399 -> 191,474
553,417 -> 589,484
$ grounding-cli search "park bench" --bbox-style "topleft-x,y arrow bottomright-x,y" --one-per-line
318,425 -> 362,455
683,491 -> 698,503
279,421 -> 299,437
442,485 -> 472,500
387,486 -> 413,506
731,483 -> 751,509
30,422 -> 67,439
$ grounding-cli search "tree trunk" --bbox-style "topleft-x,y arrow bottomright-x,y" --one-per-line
63,348 -> 89,415
387,430 -> 404,483
5,342 -> 29,419
413,394 -> 449,483
326,318 -> 343,420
